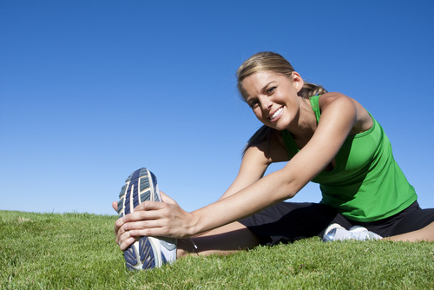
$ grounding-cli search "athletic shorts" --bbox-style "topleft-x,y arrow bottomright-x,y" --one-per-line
238,201 -> 434,246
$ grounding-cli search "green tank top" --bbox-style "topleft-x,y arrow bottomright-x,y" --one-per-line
281,95 -> 417,222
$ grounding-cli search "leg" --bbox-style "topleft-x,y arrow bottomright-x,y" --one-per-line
239,202 -> 353,245
177,221 -> 260,258
384,221 -> 434,242
176,202 -> 351,258
384,206 -> 434,242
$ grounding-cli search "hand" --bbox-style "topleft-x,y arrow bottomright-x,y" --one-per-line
112,201 -> 136,251
122,191 -> 195,239
112,191 -> 196,251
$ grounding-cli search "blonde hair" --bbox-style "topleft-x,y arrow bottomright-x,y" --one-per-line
237,52 -> 328,155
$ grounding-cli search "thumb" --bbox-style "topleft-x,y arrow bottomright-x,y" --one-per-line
160,191 -> 178,205
112,201 -> 118,212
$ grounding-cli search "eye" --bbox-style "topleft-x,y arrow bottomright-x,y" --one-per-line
266,87 -> 276,95
248,100 -> 259,109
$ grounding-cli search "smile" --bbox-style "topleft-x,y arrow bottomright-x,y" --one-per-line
269,107 -> 283,121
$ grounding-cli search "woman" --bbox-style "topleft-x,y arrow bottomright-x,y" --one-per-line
113,52 -> 434,271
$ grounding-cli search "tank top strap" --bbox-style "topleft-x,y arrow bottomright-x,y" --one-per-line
309,95 -> 321,123
282,95 -> 322,158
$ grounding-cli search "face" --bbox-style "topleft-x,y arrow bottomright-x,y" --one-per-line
242,71 -> 303,131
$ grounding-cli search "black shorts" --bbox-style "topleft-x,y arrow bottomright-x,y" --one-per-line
238,201 -> 434,246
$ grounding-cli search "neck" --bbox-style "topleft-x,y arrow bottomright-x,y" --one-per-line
286,97 -> 317,140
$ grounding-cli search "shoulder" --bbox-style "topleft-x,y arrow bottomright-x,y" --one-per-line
317,92 -> 372,134
315,92 -> 358,124
318,92 -> 354,109
244,129 -> 289,165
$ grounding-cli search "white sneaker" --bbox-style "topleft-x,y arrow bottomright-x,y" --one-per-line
323,223 -> 351,242
349,225 -> 382,240
117,167 -> 177,270
323,223 -> 382,242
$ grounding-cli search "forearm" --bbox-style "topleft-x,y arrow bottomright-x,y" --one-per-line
188,120 -> 348,236
189,169 -> 301,236
216,168 -> 271,202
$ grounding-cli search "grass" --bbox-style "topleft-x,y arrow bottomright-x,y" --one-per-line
1,210 -> 433,289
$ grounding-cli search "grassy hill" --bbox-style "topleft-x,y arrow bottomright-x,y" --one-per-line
1,210 -> 433,289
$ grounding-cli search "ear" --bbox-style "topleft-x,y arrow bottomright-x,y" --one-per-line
292,72 -> 304,93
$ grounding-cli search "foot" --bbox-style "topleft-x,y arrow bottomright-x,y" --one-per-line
323,223 -> 382,242
117,167 -> 177,270
349,225 -> 382,240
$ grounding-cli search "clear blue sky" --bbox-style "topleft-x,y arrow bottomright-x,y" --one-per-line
1,0 -> 433,215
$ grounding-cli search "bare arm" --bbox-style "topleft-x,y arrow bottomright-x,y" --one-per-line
219,133 -> 288,201
113,134 -> 284,247
122,93 -> 360,239
185,94 -> 358,234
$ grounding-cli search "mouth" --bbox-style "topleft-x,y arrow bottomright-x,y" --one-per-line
269,106 -> 283,121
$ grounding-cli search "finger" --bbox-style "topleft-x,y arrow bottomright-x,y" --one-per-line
114,216 -> 126,236
115,229 -> 129,245
128,226 -> 178,239
115,222 -> 127,238
115,216 -> 125,228
112,201 -> 118,212
116,226 -> 134,247
120,238 -> 136,251
160,191 -> 178,205
122,218 -> 165,233
122,207 -> 168,224
123,216 -> 183,239
118,235 -> 136,251
132,200 -> 167,212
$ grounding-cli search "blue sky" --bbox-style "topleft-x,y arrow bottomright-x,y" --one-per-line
1,0 -> 433,215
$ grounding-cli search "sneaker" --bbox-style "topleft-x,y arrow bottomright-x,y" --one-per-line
323,223 -> 351,242
349,225 -> 369,233
117,167 -> 177,271
349,225 -> 382,240
323,223 -> 382,242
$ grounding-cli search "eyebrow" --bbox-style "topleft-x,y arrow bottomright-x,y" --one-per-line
245,96 -> 256,104
245,80 -> 276,103
261,81 -> 275,93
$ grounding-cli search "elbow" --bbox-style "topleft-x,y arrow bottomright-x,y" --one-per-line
278,172 -> 308,201
284,188 -> 297,200
269,169 -> 307,202
279,179 -> 300,200
286,191 -> 297,199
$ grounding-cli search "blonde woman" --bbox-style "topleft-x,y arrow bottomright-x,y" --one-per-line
113,52 -> 434,270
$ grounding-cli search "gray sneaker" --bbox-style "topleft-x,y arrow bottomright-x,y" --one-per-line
117,167 -> 177,271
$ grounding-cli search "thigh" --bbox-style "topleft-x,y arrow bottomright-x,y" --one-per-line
391,208 -> 434,236
239,202 -> 353,245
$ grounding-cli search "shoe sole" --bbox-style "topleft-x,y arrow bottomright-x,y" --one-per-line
117,167 -> 163,271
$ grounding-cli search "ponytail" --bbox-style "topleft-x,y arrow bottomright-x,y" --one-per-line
298,82 -> 328,99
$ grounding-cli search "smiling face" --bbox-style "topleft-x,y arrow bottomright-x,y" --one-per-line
241,71 -> 304,131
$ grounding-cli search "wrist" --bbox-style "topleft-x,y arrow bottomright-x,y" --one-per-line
186,210 -> 200,237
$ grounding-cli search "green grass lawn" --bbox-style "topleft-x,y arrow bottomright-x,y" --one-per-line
1,210 -> 433,289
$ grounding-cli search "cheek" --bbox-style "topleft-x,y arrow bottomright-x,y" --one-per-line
277,93 -> 290,103
252,108 -> 265,121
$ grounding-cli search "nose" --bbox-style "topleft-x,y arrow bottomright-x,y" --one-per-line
260,96 -> 273,111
